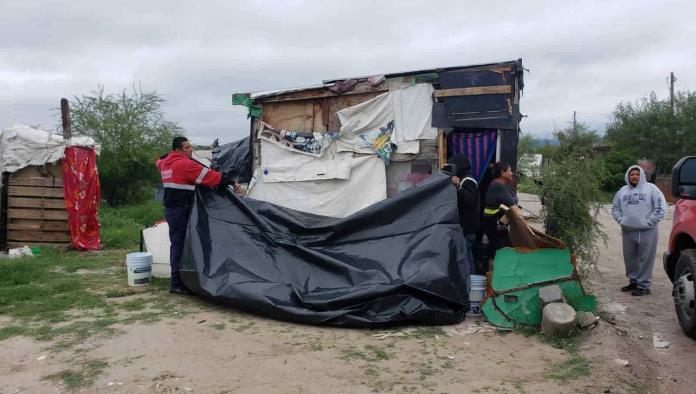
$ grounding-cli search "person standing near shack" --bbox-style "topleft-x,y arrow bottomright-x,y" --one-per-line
611,165 -> 666,296
448,154 -> 480,275
481,162 -> 518,260
156,136 -> 240,294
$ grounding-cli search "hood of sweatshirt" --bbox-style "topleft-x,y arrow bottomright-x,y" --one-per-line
624,164 -> 646,188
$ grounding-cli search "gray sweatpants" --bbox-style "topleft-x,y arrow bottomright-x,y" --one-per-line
621,227 -> 659,290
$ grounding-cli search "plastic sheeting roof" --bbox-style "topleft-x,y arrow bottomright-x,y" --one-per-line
0,124 -> 100,174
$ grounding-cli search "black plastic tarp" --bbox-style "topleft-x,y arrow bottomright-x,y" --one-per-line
180,174 -> 470,327
210,137 -> 252,183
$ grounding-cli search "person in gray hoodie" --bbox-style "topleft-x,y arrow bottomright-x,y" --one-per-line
611,165 -> 666,296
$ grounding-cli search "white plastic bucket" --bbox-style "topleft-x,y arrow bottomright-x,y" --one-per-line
126,252 -> 153,286
469,275 -> 488,315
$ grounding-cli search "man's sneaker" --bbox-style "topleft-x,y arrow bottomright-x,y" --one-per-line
169,285 -> 193,295
620,283 -> 637,292
631,288 -> 651,296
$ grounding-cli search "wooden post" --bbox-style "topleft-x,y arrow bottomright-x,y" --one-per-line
60,98 -> 71,139
438,128 -> 447,169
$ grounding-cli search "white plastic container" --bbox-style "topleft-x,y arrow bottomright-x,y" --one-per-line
126,252 -> 153,286
469,275 -> 488,315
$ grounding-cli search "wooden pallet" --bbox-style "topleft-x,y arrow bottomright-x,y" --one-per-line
4,165 -> 72,249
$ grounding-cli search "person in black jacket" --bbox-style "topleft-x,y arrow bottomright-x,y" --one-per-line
481,162 -> 518,260
448,154 -> 480,275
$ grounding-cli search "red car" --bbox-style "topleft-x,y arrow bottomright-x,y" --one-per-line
664,156 -> 696,338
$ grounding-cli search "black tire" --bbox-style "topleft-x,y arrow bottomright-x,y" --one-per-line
673,249 -> 696,339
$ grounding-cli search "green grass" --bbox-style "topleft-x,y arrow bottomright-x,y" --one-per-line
547,354 -> 591,383
99,199 -> 164,248
44,360 -> 108,389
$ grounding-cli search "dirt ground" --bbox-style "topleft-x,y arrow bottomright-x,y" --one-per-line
2,193 -> 696,393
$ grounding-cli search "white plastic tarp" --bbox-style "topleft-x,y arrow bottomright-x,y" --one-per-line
0,124 -> 100,174
249,140 -> 387,218
336,84 -> 438,155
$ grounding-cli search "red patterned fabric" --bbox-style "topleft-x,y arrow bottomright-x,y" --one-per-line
62,147 -> 101,250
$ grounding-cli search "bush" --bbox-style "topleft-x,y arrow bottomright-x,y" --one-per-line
70,86 -> 183,206
99,198 -> 164,249
540,153 -> 607,273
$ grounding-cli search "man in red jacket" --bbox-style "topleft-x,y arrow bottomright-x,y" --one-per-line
156,136 -> 238,294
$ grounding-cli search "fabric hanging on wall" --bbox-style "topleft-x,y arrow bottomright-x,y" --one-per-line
359,120 -> 394,165
447,130 -> 498,182
335,84 -> 438,155
258,121 -> 338,158
249,140 -> 387,218
62,146 -> 101,250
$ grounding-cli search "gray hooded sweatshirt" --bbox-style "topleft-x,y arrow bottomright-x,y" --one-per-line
611,165 -> 666,231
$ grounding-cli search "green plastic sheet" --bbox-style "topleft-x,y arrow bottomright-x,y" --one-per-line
482,248 -> 596,328
232,93 -> 262,118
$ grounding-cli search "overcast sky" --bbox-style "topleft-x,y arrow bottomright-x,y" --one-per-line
1,0 -> 694,144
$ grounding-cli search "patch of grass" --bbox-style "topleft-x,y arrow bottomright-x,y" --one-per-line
363,365 -> 378,377
541,331 -> 580,352
0,325 -> 27,341
365,345 -> 390,360
417,361 -> 436,379
44,359 -> 108,389
547,354 -> 591,383
410,326 -> 446,339
105,289 -> 138,298
121,298 -> 147,311
616,376 -> 649,394
210,322 -> 226,331
99,199 -> 164,248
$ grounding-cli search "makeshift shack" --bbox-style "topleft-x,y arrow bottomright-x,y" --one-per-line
233,59 -> 524,217
0,124 -> 100,250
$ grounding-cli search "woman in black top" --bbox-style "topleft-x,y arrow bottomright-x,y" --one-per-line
481,162 -> 518,260
448,154 -> 479,275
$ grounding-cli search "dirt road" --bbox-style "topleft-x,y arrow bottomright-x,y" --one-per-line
2,193 -> 696,393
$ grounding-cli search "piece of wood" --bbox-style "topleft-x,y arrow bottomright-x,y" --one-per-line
7,221 -> 70,231
61,98 -> 72,139
8,197 -> 66,209
7,230 -> 72,243
12,164 -> 63,179
8,177 -> 63,187
259,81 -> 388,103
7,186 -> 64,198
433,85 -> 512,98
438,129 -> 446,169
7,241 -> 71,249
8,208 -> 68,220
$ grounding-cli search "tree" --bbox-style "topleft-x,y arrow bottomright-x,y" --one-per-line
553,123 -> 601,159
605,91 -> 696,174
70,86 -> 183,206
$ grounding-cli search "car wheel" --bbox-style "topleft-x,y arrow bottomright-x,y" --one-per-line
673,249 -> 696,339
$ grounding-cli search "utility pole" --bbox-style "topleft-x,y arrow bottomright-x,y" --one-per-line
670,72 -> 677,115
60,98 -> 72,139
573,111 -> 577,133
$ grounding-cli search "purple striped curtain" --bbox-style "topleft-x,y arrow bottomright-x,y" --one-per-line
447,130 -> 498,181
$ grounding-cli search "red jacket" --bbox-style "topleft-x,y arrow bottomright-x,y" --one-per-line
156,152 -> 221,207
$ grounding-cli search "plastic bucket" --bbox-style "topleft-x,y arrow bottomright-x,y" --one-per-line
126,252 -> 153,286
469,275 -> 487,315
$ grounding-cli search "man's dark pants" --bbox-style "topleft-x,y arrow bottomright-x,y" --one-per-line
165,206 -> 189,289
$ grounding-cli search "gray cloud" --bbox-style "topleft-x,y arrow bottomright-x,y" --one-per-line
1,0 -> 694,143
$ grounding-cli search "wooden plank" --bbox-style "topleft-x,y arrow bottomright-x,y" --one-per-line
8,177 -> 63,187
13,163 -> 63,179
327,91 -> 385,131
433,85 -> 512,98
7,242 -> 71,249
438,129 -> 446,169
8,208 -> 68,220
259,81 -> 388,103
8,221 -> 70,232
7,230 -> 72,243
8,197 -> 66,209
7,186 -> 64,198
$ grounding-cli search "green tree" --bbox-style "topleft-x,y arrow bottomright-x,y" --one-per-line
605,91 -> 696,174
554,123 -> 601,158
70,86 -> 183,206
